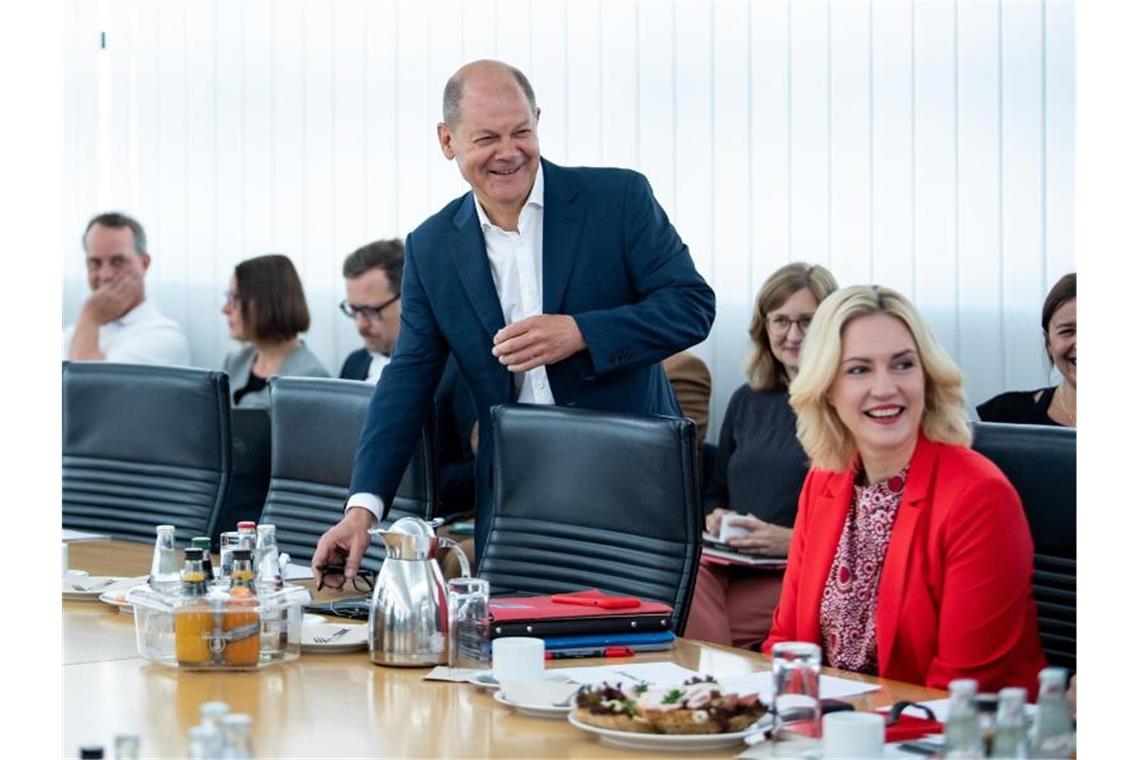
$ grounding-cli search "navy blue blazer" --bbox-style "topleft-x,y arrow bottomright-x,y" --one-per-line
349,159 -> 716,555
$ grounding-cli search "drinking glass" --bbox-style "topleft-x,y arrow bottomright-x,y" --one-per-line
448,577 -> 490,669
218,531 -> 241,580
771,641 -> 823,757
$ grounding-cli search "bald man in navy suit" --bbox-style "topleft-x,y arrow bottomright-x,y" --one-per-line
313,60 -> 715,582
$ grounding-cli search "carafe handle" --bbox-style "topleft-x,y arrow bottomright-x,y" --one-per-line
438,537 -> 471,578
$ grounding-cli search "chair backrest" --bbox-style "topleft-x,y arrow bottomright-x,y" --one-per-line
260,377 -> 438,571
211,407 -> 274,542
971,421 -> 1076,671
479,404 -> 702,632
62,361 -> 232,545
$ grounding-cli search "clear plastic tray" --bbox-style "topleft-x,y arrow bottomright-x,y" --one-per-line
127,583 -> 311,670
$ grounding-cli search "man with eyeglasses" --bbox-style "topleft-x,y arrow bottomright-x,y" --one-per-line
338,239 -> 478,518
64,211 -> 190,366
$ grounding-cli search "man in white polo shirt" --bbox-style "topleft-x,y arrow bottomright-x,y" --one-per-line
63,212 -> 190,366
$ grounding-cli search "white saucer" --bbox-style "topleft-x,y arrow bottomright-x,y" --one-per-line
492,689 -> 573,719
466,670 -> 574,691
300,623 -> 368,653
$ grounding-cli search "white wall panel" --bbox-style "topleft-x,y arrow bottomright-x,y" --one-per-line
62,0 -> 1076,437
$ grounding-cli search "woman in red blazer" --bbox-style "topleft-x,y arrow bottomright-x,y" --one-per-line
762,285 -> 1046,695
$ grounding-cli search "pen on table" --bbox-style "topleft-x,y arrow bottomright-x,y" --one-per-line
545,646 -> 636,660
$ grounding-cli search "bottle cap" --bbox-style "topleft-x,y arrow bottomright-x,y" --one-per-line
184,548 -> 204,561
200,701 -> 229,719
79,748 -> 104,759
155,525 -> 175,534
237,521 -> 256,531
191,537 -> 211,549
1039,666 -> 1068,685
232,549 -> 252,561
948,678 -> 978,696
257,524 -> 275,534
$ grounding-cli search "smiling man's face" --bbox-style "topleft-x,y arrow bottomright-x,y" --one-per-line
437,65 -> 540,228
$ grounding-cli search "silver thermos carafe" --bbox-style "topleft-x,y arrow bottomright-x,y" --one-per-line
367,517 -> 471,667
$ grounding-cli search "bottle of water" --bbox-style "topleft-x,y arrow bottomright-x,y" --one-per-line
943,678 -> 984,759
221,713 -> 254,759
990,686 -> 1029,758
1031,668 -> 1075,758
254,525 -> 283,593
149,525 -> 181,595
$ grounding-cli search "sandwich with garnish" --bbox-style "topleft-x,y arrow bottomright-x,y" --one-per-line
572,682 -> 654,733
636,676 -> 767,735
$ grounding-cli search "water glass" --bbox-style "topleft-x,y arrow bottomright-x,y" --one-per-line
771,641 -> 823,756
218,531 -> 241,579
448,577 -> 491,669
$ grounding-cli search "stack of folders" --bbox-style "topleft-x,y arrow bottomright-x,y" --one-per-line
489,589 -> 675,659
700,533 -> 789,569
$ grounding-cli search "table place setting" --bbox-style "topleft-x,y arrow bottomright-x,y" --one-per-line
63,576 -> 148,602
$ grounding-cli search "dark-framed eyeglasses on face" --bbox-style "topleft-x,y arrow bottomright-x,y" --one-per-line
766,314 -> 813,336
339,294 -> 400,322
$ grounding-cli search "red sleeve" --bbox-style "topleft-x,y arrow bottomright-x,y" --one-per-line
924,475 -> 1038,692
761,468 -> 816,654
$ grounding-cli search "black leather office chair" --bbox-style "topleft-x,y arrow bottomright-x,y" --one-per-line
62,361 -> 232,545
259,377 -> 438,572
971,421 -> 1076,671
479,404 -> 703,632
211,408 -> 273,544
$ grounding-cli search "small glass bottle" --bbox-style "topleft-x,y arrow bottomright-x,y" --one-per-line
112,735 -> 139,760
200,700 -> 230,731
191,537 -> 214,579
990,686 -> 1029,759
224,550 -> 261,666
1031,668 -> 1075,758
149,525 -> 181,595
943,678 -> 984,759
175,548 -> 212,666
221,713 -> 254,759
236,521 -> 258,553
254,525 -> 283,593
187,724 -> 219,760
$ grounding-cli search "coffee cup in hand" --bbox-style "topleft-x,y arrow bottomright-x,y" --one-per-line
719,514 -> 749,543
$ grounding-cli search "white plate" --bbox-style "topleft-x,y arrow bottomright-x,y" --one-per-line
300,623 -> 368,653
63,576 -> 147,602
567,711 -> 769,752
302,613 -> 327,626
492,689 -> 574,719
466,670 -> 574,691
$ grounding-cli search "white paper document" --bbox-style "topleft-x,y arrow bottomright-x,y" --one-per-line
890,698 -> 1037,723
550,661 -> 701,686
62,529 -> 111,543
718,671 -> 880,702
283,563 -> 314,581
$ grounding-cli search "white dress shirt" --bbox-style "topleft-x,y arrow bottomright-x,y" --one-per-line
365,352 -> 390,385
346,165 -> 553,524
62,299 -> 190,366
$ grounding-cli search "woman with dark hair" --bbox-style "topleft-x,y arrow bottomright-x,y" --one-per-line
222,254 -> 329,407
977,272 -> 1076,427
683,262 -> 838,650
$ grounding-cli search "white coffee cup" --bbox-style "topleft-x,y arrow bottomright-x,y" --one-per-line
719,514 -> 749,543
492,637 -> 545,684
62,542 -> 69,575
821,711 -> 884,759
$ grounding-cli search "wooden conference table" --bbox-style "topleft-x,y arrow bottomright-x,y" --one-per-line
64,540 -> 944,758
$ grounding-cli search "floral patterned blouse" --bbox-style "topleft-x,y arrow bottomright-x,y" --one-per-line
819,466 -> 909,674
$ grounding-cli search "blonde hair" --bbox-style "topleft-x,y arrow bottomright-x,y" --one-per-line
747,263 -> 839,390
789,284 -> 971,471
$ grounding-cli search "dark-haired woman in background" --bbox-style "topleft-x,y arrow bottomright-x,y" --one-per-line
683,262 -> 838,650
222,254 -> 329,407
977,272 -> 1076,427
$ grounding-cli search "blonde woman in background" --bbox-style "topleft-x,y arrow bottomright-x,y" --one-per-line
684,263 -> 838,650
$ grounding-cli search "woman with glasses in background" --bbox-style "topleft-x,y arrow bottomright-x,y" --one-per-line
684,262 -> 838,650
222,254 -> 329,408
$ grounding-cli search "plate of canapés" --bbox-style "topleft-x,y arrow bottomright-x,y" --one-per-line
567,676 -> 771,751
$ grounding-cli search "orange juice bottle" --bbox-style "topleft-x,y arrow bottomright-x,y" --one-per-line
223,549 -> 261,666
175,548 -> 212,666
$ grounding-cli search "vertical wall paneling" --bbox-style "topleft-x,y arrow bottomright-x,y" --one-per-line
565,0 -> 603,165
869,0 -> 914,294
1044,1 -> 1075,287
529,1 -> 568,163
913,0 -> 960,362
635,1 -> 675,219
750,1 -> 791,300
62,0 -> 1077,434
710,1 -> 752,435
956,0 -> 1004,406
788,1 -> 830,270
599,1 -> 638,170
828,0 -> 872,286
1000,1 -> 1047,391
184,2 -> 219,368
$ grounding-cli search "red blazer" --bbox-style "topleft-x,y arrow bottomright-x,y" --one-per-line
762,434 -> 1046,696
